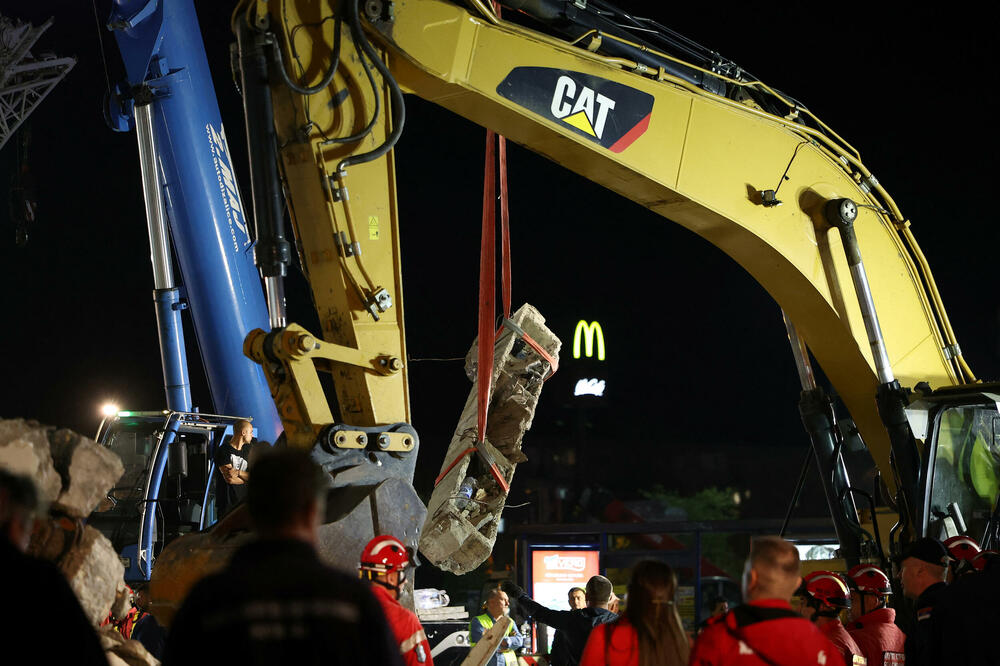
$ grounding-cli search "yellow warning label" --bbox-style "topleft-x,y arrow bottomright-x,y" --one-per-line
368,215 -> 379,240
562,110 -> 597,136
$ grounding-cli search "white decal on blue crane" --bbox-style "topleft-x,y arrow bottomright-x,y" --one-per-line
206,123 -> 250,252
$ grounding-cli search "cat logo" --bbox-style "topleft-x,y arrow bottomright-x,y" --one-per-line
550,75 -> 616,140
497,67 -> 654,153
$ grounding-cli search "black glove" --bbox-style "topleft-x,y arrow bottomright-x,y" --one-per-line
500,580 -> 525,599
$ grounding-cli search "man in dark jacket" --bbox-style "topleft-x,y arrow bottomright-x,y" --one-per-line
0,468 -> 107,664
896,537 -> 950,666
690,536 -> 843,666
501,575 -> 617,666
164,449 -> 402,666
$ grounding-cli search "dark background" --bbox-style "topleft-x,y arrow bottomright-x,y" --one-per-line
1,3 -> 997,525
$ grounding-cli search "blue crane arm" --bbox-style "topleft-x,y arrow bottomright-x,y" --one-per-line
107,0 -> 280,443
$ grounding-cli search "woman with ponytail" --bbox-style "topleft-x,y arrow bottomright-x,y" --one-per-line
579,560 -> 690,666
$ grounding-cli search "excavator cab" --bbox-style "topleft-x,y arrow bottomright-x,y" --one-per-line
911,386 -> 1000,548
91,410 -> 252,582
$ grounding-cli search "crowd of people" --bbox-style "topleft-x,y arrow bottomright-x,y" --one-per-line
4,445 -> 1000,665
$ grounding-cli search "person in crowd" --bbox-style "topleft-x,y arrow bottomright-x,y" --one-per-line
696,597 -> 729,635
163,448 -> 401,665
502,575 -> 617,666
130,582 -> 167,659
794,570 -> 863,664
359,534 -> 433,665
896,537 -> 949,666
0,468 -> 106,662
470,588 -> 524,666
103,583 -> 139,638
935,536 -> 999,664
579,560 -> 688,666
214,418 -> 255,516
568,587 -> 587,610
689,535 -> 844,665
943,535 -> 980,581
845,564 -> 904,666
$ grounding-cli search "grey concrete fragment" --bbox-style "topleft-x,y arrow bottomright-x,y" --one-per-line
61,525 -> 125,626
99,626 -> 160,666
110,639 -> 160,666
421,304 -> 560,574
50,428 -> 124,518
0,418 -> 62,503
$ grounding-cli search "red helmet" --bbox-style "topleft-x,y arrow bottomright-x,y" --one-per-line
944,535 -> 981,562
847,564 -> 892,595
359,535 -> 410,575
802,571 -> 851,609
972,550 -> 997,572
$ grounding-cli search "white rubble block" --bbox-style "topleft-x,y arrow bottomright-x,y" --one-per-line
99,626 -> 160,666
0,418 -> 63,503
49,427 -> 124,518
61,525 -> 125,626
421,304 -> 560,574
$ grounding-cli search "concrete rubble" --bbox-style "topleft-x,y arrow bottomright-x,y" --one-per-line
99,625 -> 160,666
420,304 -> 560,574
1,418 -> 135,661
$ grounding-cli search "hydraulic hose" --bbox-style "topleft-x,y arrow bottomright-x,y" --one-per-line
335,0 -> 406,173
272,15 -> 342,96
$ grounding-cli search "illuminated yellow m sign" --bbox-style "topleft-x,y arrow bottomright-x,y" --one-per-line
573,320 -> 605,361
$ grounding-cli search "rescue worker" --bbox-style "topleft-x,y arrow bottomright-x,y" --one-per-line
103,583 -> 139,639
943,534 -> 979,581
690,535 -> 844,665
845,565 -> 904,666
470,588 -> 524,666
895,537 -> 950,666
500,575 -> 617,666
358,534 -> 433,665
795,570 -> 865,665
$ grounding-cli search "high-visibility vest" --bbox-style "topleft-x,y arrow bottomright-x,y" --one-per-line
470,613 -> 517,666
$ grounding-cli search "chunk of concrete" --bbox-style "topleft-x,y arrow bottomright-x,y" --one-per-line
60,525 -> 125,626
421,303 -> 560,574
49,428 -> 124,518
0,418 -> 63,504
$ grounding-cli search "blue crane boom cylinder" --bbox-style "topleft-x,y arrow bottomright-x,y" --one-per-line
110,0 -> 280,442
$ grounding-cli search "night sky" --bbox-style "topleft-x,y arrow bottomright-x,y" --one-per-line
1,3 -> 997,508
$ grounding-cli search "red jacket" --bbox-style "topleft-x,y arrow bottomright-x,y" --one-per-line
847,607 -> 905,666
580,617 -> 639,666
372,584 -> 433,665
689,599 -> 846,666
818,618 -> 864,664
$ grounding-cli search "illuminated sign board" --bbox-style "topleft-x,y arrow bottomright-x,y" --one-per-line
531,549 -> 601,608
572,320 -> 606,399
573,320 -> 606,361
574,379 -> 606,396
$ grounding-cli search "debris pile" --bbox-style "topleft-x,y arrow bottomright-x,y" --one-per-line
0,418 -> 141,659
420,304 -> 560,574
